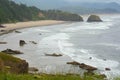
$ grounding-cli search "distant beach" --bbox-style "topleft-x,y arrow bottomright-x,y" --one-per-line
0,20 -> 65,35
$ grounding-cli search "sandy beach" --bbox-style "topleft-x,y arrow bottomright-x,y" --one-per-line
0,20 -> 65,35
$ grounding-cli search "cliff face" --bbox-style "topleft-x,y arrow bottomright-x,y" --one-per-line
87,15 -> 102,22
0,52 -> 28,74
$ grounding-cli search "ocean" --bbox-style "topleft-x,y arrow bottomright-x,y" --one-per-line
0,14 -> 120,79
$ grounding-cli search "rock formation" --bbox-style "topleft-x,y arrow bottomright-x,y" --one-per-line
0,42 -> 7,44
45,53 -> 63,57
105,68 -> 111,71
67,61 -> 97,72
87,15 -> 102,22
29,41 -> 37,44
0,25 -> 5,28
2,49 -> 23,54
19,40 -> 26,46
79,63 -> 97,72
67,61 -> 81,65
15,30 -> 21,33
0,52 -> 28,74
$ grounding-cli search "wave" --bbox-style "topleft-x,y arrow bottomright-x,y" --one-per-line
62,22 -> 112,33
58,38 -> 120,78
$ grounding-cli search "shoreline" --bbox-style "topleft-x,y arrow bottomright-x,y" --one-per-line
0,19 -> 75,73
0,20 -> 67,35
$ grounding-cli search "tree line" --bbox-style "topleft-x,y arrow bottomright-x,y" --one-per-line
0,0 -> 83,24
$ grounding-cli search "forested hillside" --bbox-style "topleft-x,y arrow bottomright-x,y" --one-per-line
0,0 -> 83,24
43,10 -> 83,21
0,0 -> 45,23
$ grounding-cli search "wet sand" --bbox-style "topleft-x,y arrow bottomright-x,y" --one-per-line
0,20 -> 65,35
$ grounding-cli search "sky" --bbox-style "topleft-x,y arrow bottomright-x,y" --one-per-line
12,0 -> 120,3
65,0 -> 120,2
12,0 -> 120,10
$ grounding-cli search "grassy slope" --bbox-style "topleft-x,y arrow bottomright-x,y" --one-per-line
0,52 -> 21,63
0,73 -> 108,80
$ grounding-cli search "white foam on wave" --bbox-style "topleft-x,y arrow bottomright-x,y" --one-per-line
59,42 -> 119,69
95,43 -> 120,50
38,33 -> 73,53
58,40 -> 75,55
58,40 -> 120,78
21,28 -> 52,34
62,22 -> 111,33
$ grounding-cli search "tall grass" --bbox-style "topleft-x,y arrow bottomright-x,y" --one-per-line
0,72 -> 108,80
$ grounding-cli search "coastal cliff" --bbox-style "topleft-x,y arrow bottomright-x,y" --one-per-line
0,52 -> 28,74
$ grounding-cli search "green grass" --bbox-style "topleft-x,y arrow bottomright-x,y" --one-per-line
0,52 -> 21,63
114,77 -> 120,80
0,73 -> 80,80
0,72 -> 108,80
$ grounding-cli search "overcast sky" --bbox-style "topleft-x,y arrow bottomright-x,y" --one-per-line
12,0 -> 120,9
64,0 -> 120,3
13,0 -> 120,3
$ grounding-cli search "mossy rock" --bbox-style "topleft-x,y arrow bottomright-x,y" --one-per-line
0,52 -> 28,74
87,15 -> 102,22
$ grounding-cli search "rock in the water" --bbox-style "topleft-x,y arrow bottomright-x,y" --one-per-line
87,15 -> 102,22
0,25 -> 5,28
2,49 -> 23,54
19,40 -> 26,46
0,42 -> 7,44
89,57 -> 92,59
0,30 -> 5,32
45,53 -> 62,57
67,61 -> 80,65
79,63 -> 97,72
15,30 -> 21,33
0,52 -> 28,73
105,68 -> 111,71
29,41 -> 37,44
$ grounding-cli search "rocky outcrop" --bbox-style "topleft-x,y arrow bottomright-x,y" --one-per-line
2,49 -> 23,54
67,61 -> 97,72
15,30 -> 21,33
0,52 -> 28,74
87,15 -> 102,22
29,41 -> 37,44
67,61 -> 80,65
4,60 -> 28,74
0,25 -> 5,28
19,40 -> 26,46
105,68 -> 111,71
0,42 -> 7,44
79,63 -> 97,72
45,53 -> 62,57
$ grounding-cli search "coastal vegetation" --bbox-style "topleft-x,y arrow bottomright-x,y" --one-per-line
43,10 -> 83,21
0,72 -> 107,80
0,0 -> 83,24
0,52 -> 28,74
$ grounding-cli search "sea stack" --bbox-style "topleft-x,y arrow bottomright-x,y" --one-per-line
87,15 -> 102,22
